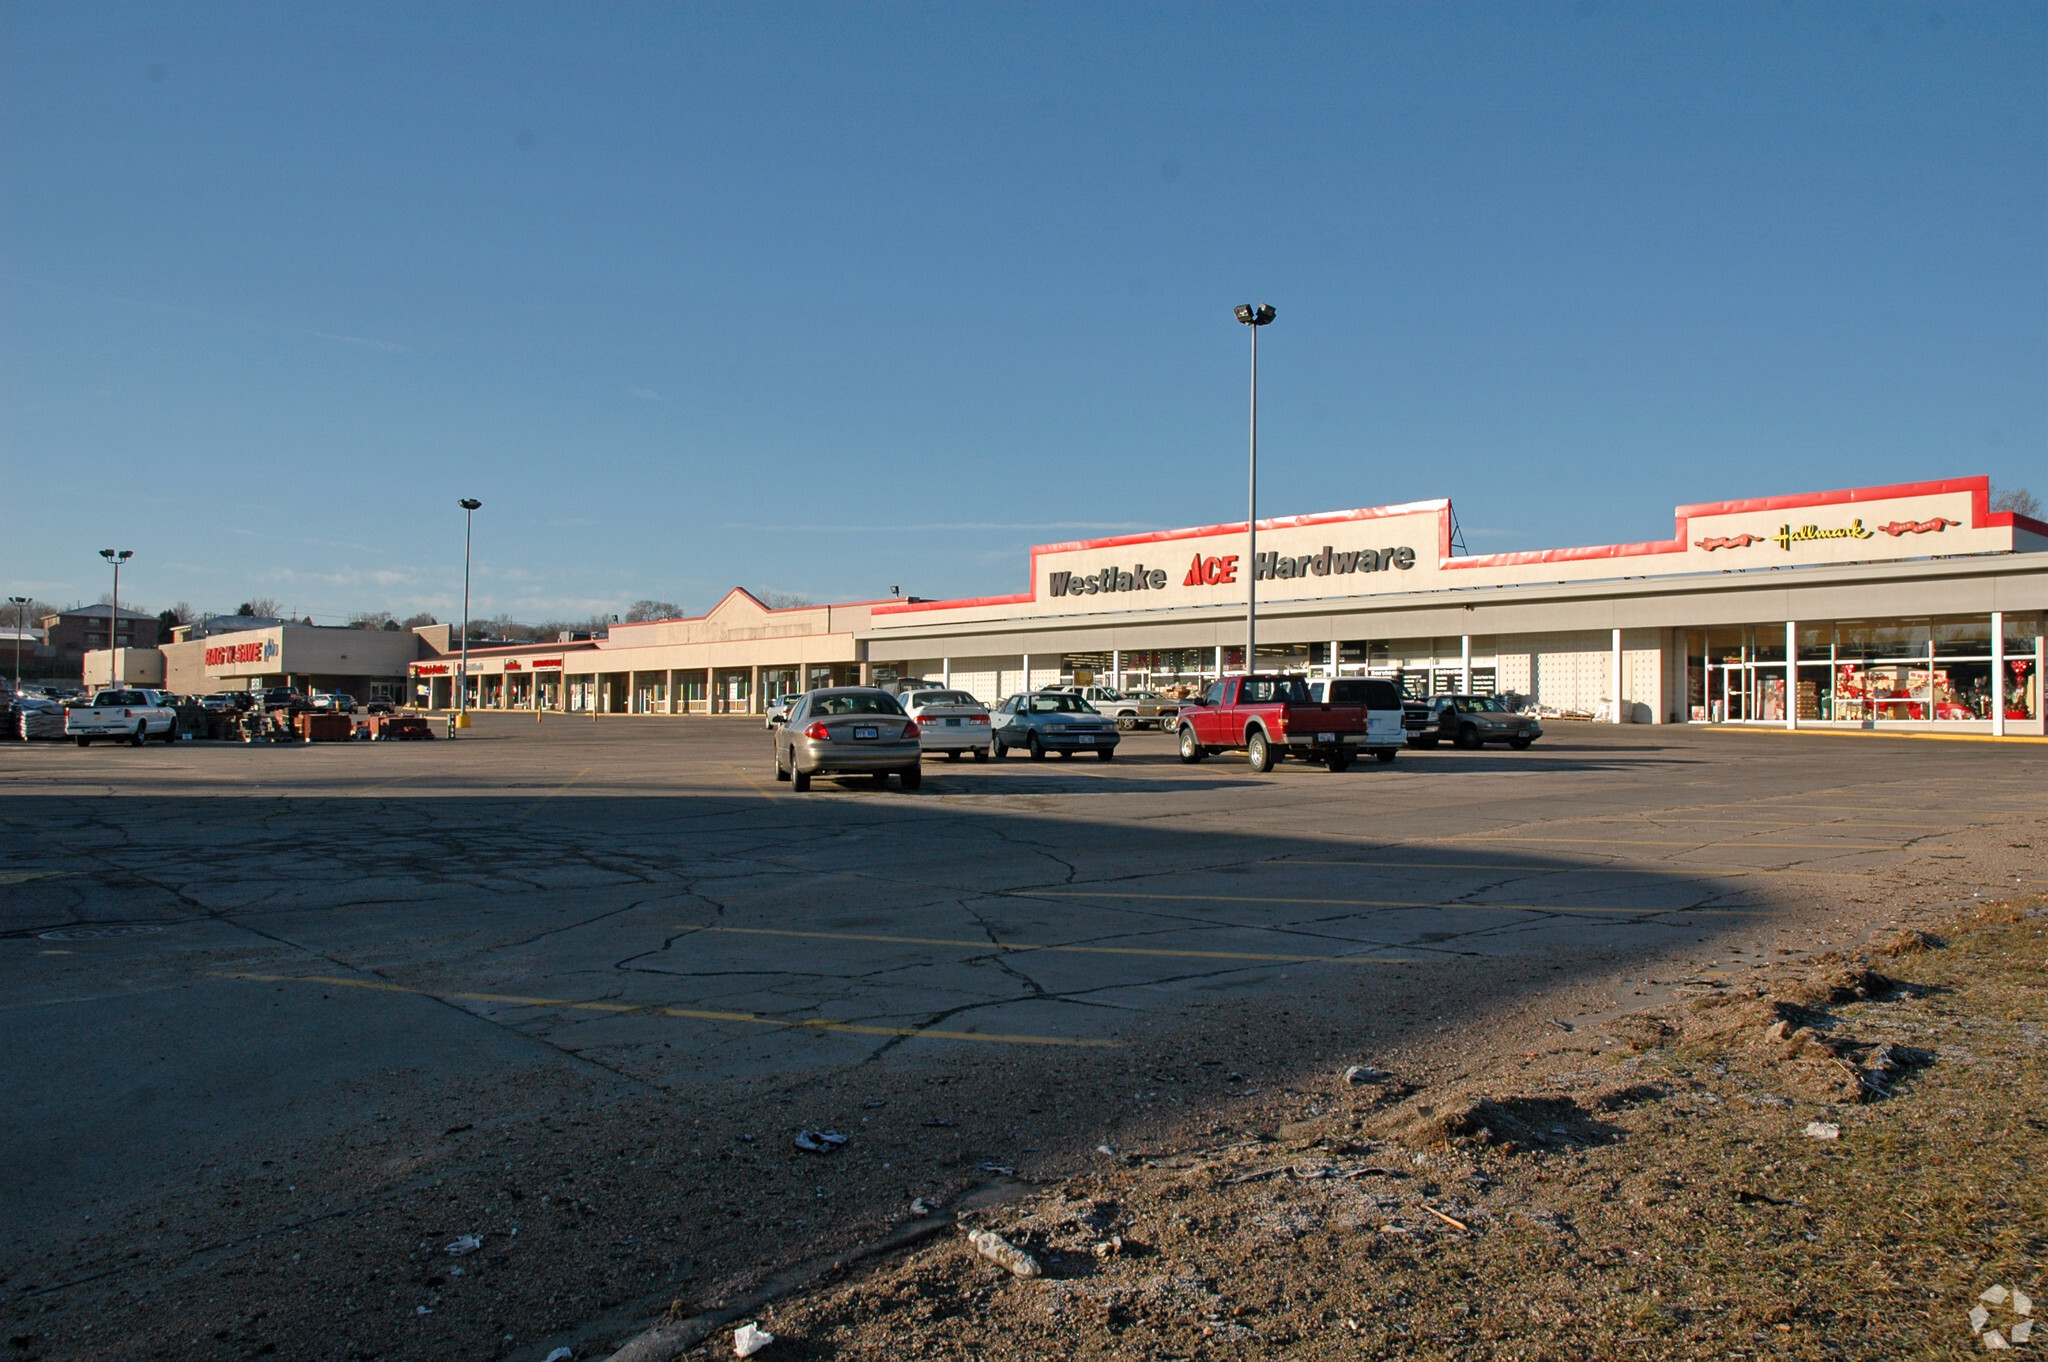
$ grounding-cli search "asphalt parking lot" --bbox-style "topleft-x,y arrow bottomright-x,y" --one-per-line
4,716 -> 2044,1359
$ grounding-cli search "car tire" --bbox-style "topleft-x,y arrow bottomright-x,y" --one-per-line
774,748 -> 791,781
1376,749 -> 1398,764
992,739 -> 1008,759
75,735 -> 91,748
1455,724 -> 1482,750
972,746 -> 989,762
792,768 -> 812,792
1096,747 -> 1114,762
1028,735 -> 1046,761
132,722 -> 147,748
1509,736 -> 1532,750
1116,716 -> 1136,731
1327,748 -> 1354,772
899,765 -> 922,791
1247,729 -> 1274,774
1177,726 -> 1204,764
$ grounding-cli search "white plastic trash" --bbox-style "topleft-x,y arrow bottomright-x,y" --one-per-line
733,1321 -> 774,1357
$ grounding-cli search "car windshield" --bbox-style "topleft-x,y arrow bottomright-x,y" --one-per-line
1460,695 -> 1507,712
811,692 -> 904,717
1028,694 -> 1093,713
910,691 -> 977,707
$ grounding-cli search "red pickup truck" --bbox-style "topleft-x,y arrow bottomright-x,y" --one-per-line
1174,674 -> 1405,772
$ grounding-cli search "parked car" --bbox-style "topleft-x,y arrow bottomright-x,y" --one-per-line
16,695 -> 66,740
763,693 -> 803,729
65,689 -> 179,747
898,688 -> 992,760
1054,684 -> 1179,731
991,691 -> 1120,760
365,698 -> 396,715
311,692 -> 357,713
774,687 -> 923,792
1174,673 -> 1403,771
254,687 -> 310,713
1402,700 -> 1439,746
1414,694 -> 1543,749
878,677 -> 938,697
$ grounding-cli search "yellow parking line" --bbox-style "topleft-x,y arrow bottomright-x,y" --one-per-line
214,972 -> 1116,1048
517,765 -> 593,820
1426,836 -> 1909,850
1029,890 -> 1766,916
690,925 -> 1417,965
1271,860 -> 1878,879
0,870 -> 70,886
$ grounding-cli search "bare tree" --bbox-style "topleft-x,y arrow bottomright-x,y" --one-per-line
346,610 -> 396,630
1991,484 -> 2041,519
624,599 -> 681,623
401,612 -> 439,629
757,590 -> 812,609
235,598 -> 285,620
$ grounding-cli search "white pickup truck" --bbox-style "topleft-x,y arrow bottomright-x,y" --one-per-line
66,689 -> 179,747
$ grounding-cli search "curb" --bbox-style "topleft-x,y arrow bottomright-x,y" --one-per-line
1697,725 -> 2048,746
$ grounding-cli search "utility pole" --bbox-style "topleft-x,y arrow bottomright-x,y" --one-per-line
456,500 -> 481,732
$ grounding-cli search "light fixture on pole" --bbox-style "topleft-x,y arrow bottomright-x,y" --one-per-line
8,596 -> 27,693
456,500 -> 482,729
98,549 -> 132,689
1232,303 -> 1275,675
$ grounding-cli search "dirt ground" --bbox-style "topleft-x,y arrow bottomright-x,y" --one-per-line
705,897 -> 2046,1361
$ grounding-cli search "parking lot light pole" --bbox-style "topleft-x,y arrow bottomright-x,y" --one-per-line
457,500 -> 482,729
98,549 -> 132,689
9,596 -> 27,691
1233,303 -> 1275,675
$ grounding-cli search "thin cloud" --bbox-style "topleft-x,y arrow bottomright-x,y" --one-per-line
627,387 -> 663,402
305,330 -> 408,354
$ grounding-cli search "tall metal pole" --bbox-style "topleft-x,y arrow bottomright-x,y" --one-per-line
457,499 -> 481,726
1246,321 -> 1258,675
1233,302 -> 1273,674
9,596 -> 26,692
99,549 -> 131,690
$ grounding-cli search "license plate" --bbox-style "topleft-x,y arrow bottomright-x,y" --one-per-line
853,726 -> 878,739
945,717 -> 960,727
1317,732 -> 1336,743
1075,734 -> 1095,743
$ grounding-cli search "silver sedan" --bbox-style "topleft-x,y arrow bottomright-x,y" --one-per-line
774,688 -> 923,791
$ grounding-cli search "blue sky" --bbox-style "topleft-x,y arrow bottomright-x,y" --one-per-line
4,3 -> 2042,623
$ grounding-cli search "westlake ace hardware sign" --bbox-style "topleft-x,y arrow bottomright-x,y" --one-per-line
868,477 -> 2045,630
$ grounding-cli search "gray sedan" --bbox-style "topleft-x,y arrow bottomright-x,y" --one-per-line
991,691 -> 1120,761
774,688 -> 923,791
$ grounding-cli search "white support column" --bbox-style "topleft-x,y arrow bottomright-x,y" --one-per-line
1110,650 -> 1120,690
749,664 -> 760,715
1460,635 -> 1472,694
942,657 -> 951,688
1611,628 -> 1624,724
1021,653 -> 1030,694
1991,612 -> 2005,737
1330,637 -> 1340,680
1215,644 -> 1225,678
1785,622 -> 1798,731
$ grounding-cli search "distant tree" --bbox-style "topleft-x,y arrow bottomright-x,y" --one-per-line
624,599 -> 681,622
346,610 -> 396,630
156,609 -> 181,632
757,591 -> 813,609
235,597 -> 284,620
1991,484 -> 2041,519
381,619 -> 403,631
401,612 -> 439,628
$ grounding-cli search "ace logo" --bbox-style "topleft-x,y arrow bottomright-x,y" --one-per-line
1182,554 -> 1240,586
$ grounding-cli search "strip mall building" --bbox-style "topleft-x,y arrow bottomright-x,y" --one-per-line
404,476 -> 2048,736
